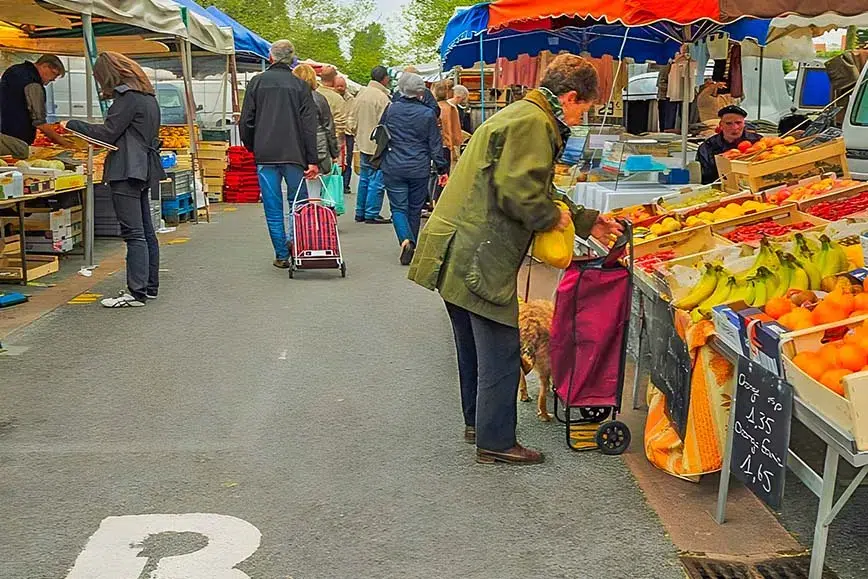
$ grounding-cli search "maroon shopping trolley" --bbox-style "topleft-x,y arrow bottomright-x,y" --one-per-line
287,178 -> 346,279
550,222 -> 633,454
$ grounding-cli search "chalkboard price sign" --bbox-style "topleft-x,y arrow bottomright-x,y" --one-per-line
729,357 -> 793,510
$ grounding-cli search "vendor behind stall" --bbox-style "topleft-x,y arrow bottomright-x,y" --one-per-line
696,105 -> 761,184
0,55 -> 70,147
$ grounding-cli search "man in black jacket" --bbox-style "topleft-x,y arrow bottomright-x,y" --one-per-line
240,39 -> 319,269
0,55 -> 70,147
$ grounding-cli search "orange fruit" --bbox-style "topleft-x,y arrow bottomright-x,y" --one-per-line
854,293 -> 868,312
826,290 -> 855,315
820,369 -> 850,396
793,352 -> 830,381
789,307 -> 815,330
864,277 -> 868,293
819,343 -> 842,368
765,297 -> 794,319
812,302 -> 849,326
838,344 -> 868,371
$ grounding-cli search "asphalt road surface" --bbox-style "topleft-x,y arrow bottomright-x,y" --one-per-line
0,205 -> 682,579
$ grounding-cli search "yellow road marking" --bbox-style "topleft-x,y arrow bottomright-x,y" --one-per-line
166,237 -> 190,245
68,292 -> 102,304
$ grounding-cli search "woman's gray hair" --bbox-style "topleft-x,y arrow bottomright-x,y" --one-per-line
398,72 -> 426,98
270,40 -> 295,65
452,85 -> 469,98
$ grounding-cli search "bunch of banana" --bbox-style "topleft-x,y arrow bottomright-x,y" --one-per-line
779,253 -> 811,292
793,233 -> 823,290
816,234 -> 850,279
736,238 -> 778,284
673,263 -> 720,310
693,275 -> 738,319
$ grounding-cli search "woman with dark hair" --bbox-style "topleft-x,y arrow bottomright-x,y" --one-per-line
409,55 -> 623,465
65,52 -> 165,308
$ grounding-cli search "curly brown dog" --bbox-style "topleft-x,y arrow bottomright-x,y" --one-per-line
518,298 -> 555,421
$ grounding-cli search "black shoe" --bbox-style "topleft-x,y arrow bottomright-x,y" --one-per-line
399,241 -> 415,266
365,216 -> 392,224
354,215 -> 365,223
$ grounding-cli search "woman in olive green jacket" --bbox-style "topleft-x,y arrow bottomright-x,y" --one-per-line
408,55 -> 623,465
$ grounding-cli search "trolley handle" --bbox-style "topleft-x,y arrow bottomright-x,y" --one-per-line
601,219 -> 632,268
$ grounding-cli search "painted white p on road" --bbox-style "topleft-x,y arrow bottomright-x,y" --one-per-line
65,513 -> 261,579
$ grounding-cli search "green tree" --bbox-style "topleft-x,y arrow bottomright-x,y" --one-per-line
211,0 -> 371,69
346,23 -> 387,84
399,0 -> 467,63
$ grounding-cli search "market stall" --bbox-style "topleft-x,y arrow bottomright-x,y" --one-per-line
438,2 -> 868,577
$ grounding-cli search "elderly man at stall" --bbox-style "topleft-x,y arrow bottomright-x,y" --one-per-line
696,104 -> 761,184
335,76 -> 355,195
409,54 -> 623,465
317,66 -> 346,169
0,54 -> 70,147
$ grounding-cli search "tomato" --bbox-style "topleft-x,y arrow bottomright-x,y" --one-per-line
737,140 -> 753,153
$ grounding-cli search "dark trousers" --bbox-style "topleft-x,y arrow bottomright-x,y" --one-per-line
445,301 -> 521,451
111,179 -> 159,301
384,173 -> 429,244
342,135 -> 355,193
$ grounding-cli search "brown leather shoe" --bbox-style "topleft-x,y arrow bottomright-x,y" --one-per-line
476,443 -> 545,465
464,426 -> 476,444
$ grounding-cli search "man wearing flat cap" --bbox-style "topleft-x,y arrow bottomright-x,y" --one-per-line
0,54 -> 70,147
696,104 -> 761,184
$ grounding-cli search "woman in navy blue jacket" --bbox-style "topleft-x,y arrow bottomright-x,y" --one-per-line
380,73 -> 448,265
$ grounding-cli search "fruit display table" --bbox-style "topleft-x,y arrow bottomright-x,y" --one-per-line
710,334 -> 868,579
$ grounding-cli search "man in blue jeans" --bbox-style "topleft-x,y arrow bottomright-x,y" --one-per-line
239,39 -> 319,268
349,65 -> 392,224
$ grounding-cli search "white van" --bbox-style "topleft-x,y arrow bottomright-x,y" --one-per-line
843,64 -> 868,180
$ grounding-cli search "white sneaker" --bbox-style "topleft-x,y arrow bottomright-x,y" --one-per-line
100,292 -> 145,308
145,293 -> 158,300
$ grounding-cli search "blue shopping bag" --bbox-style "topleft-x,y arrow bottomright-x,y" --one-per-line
321,164 -> 345,216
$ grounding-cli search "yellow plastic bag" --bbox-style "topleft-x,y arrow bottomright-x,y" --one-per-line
531,200 -> 575,269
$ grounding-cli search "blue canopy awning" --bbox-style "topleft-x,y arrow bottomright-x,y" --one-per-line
441,3 -> 772,69
205,6 -> 271,61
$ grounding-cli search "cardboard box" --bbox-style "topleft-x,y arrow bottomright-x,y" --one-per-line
712,301 -> 748,354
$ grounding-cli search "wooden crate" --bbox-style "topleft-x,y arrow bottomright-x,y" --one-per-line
0,254 -> 58,281
716,138 -> 849,193
653,243 -> 754,301
634,224 -> 728,259
711,204 -> 829,245
780,316 -> 868,451
795,181 -> 868,213
0,233 -> 20,255
198,141 -> 229,160
200,158 -> 226,178
204,177 -> 223,190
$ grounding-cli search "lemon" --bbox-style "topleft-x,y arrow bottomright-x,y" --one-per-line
650,223 -> 665,236
698,211 -> 714,221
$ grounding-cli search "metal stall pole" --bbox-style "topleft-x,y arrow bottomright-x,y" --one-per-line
479,32 -> 486,123
82,13 -> 97,268
757,46 -> 764,121
180,40 -> 204,223
681,48 -> 691,168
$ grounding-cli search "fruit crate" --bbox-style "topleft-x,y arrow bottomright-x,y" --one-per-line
780,315 -> 868,451
711,204 -> 830,247
796,182 -> 868,216
716,137 -> 849,193
657,186 -> 752,216
652,243 -> 753,302
605,202 -> 669,228
161,192 -> 194,226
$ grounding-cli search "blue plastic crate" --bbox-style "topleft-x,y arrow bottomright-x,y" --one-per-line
161,192 -> 194,225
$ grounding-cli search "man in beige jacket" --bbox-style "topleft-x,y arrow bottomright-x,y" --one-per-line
349,65 -> 392,224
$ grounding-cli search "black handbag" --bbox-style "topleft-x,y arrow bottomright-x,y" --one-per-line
369,105 -> 391,169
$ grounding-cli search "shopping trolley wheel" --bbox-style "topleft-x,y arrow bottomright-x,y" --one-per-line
595,421 -> 631,455
340,262 -> 347,278
579,407 -> 610,423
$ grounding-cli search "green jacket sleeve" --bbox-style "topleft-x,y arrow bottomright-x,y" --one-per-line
491,121 -> 561,232
553,190 -> 600,239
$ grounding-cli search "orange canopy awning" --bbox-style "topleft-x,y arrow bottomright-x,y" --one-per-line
488,0 -> 627,31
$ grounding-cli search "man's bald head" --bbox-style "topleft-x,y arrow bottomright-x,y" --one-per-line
320,65 -> 338,86
334,76 -> 347,96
